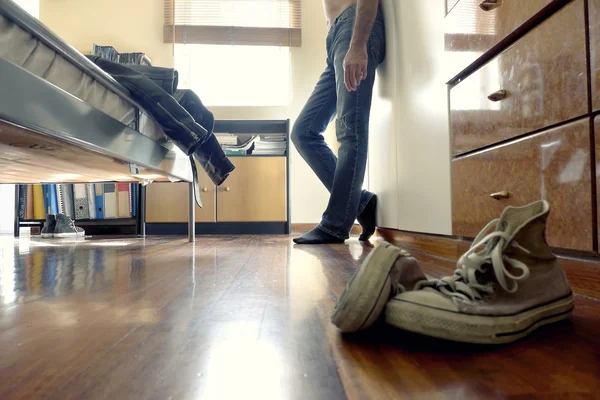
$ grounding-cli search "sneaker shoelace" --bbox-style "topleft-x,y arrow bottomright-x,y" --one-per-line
416,219 -> 531,302
68,218 -> 84,234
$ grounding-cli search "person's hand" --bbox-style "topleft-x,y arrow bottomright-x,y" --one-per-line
343,45 -> 368,91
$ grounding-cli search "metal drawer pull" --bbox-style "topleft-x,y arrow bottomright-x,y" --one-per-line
487,89 -> 508,102
479,0 -> 502,11
201,187 -> 208,192
224,187 -> 231,192
490,190 -> 510,200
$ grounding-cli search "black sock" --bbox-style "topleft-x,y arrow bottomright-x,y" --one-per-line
357,194 -> 377,241
293,226 -> 345,245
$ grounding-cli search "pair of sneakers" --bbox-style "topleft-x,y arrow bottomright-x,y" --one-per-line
41,214 -> 85,238
331,200 -> 574,344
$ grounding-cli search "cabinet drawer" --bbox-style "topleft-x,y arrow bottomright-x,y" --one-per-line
452,118 -> 593,251
217,157 -> 287,222
589,0 -> 600,111
146,165 -> 216,223
445,0 -> 554,81
450,0 -> 588,155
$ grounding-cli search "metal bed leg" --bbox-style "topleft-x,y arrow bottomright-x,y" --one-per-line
139,184 -> 146,237
188,182 -> 195,243
14,185 -> 20,238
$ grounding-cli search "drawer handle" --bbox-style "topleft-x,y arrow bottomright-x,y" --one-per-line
479,0 -> 502,11
490,190 -> 510,200
487,89 -> 508,102
223,186 -> 231,192
201,187 -> 208,193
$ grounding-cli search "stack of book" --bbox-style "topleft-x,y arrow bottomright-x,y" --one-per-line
218,134 -> 258,156
253,134 -> 287,156
17,183 -> 139,221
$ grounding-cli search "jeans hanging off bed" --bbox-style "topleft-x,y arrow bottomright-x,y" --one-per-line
85,55 -> 235,207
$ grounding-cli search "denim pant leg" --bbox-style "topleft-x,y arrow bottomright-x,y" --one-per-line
291,59 -> 374,221
317,12 -> 385,239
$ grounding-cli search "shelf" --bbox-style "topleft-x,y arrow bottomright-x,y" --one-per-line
214,120 -> 289,134
225,154 -> 287,158
19,218 -> 136,225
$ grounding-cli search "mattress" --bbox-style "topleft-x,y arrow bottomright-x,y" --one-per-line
0,13 -> 168,144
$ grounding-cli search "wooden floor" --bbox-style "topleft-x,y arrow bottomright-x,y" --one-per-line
0,235 -> 599,400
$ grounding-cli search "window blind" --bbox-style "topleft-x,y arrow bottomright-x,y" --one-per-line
164,0 -> 302,47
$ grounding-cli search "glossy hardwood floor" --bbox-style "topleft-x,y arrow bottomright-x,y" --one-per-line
0,234 -> 599,399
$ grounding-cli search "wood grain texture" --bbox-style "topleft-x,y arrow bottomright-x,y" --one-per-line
595,116 -> 600,253
0,121 -> 176,183
445,0 -> 557,81
589,0 -> 600,111
452,118 -> 594,251
217,157 -> 287,222
0,235 -> 598,399
146,166 -> 216,223
450,0 -> 588,155
378,227 -> 600,300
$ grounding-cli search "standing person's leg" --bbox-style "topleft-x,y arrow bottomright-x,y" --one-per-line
291,58 -> 374,232
294,7 -> 385,244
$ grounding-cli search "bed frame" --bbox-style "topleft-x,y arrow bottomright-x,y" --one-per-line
0,0 -> 196,241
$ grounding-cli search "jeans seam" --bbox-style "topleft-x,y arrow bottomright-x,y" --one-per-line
339,87 -> 361,234
306,90 -> 336,177
317,223 -> 346,239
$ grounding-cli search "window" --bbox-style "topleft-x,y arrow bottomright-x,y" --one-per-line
174,44 -> 290,107
165,0 -> 300,106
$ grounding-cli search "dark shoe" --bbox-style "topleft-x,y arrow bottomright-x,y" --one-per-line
357,194 -> 377,241
293,226 -> 344,244
54,214 -> 85,238
41,215 -> 56,238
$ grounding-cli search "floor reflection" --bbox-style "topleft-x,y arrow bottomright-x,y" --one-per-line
0,235 -> 597,399
0,237 -> 146,306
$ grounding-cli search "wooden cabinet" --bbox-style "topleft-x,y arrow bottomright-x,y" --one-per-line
588,0 -> 600,111
146,157 -> 287,225
445,0 -> 555,82
144,120 -> 290,235
450,0 -> 587,155
217,157 -> 287,222
452,118 -> 593,251
146,163 -> 216,223
448,0 -> 599,253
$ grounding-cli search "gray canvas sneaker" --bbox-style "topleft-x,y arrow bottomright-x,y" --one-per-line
385,200 -> 573,344
41,215 -> 56,238
331,241 -> 426,333
53,214 -> 85,238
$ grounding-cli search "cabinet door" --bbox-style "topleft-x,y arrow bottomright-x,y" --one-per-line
146,164 -> 215,223
217,157 -> 287,222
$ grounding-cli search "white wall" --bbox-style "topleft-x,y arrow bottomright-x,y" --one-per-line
212,0 -> 336,224
369,0 -> 452,235
287,0 -> 337,224
0,185 -> 15,234
12,0 -> 39,18
40,0 -> 173,67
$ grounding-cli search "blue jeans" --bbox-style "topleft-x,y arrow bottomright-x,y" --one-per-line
291,5 -> 386,239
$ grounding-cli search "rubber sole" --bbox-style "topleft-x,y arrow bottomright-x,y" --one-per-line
40,233 -> 53,238
385,294 -> 574,344
53,232 -> 84,238
331,242 -> 406,333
